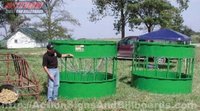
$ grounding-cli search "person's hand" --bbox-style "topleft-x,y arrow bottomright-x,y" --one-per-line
68,54 -> 74,57
49,74 -> 54,81
62,54 -> 73,58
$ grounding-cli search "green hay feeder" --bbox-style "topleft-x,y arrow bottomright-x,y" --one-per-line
132,42 -> 195,94
50,40 -> 117,98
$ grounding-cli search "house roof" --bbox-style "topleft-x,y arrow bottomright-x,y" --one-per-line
3,28 -> 46,41
138,29 -> 191,42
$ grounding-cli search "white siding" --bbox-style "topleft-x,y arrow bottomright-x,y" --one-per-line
7,32 -> 41,48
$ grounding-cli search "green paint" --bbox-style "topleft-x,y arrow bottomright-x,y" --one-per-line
132,42 -> 195,94
135,42 -> 195,58
132,74 -> 192,94
50,40 -> 117,58
51,40 -> 117,98
59,71 -> 116,98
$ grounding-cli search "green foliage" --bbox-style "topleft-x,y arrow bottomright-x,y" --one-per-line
0,10 -> 6,24
39,17 -> 70,39
128,0 -> 185,32
179,26 -> 195,37
176,0 -> 189,10
0,39 -> 7,48
191,33 -> 200,43
91,0 -> 189,35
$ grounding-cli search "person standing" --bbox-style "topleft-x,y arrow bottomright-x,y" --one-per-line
42,43 -> 73,102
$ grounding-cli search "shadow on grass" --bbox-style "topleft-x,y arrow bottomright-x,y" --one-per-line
41,82 -> 47,95
119,76 -> 131,85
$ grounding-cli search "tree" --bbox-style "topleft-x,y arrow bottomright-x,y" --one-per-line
0,9 -> 7,37
34,0 -> 80,40
128,0 -> 189,33
176,0 -> 189,10
179,26 -> 195,37
90,0 -> 130,39
7,14 -> 30,33
91,0 -> 189,38
0,0 -> 29,37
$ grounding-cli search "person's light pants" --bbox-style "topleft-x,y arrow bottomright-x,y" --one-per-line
47,68 -> 59,101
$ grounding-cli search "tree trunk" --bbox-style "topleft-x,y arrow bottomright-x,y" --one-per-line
47,2 -> 52,39
147,24 -> 153,33
3,24 -> 8,37
147,27 -> 151,33
121,8 -> 125,39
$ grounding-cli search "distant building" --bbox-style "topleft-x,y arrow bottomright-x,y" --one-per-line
2,28 -> 47,49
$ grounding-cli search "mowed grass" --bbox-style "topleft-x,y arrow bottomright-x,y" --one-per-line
0,47 -> 200,111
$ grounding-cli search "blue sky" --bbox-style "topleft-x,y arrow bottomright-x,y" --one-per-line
66,0 -> 200,39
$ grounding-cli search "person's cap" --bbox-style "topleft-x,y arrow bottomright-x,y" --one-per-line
47,43 -> 54,50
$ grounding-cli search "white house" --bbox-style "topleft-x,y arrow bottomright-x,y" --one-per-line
3,28 -> 47,49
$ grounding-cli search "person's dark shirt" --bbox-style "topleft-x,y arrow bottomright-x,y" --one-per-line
42,50 -> 62,68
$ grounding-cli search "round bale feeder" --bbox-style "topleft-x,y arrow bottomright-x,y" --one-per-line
50,40 -> 117,98
132,42 -> 195,94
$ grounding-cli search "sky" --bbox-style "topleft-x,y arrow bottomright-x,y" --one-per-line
65,0 -> 200,39
0,0 -> 199,40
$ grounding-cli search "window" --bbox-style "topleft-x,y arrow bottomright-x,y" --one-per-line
127,39 -> 135,45
14,39 -> 18,43
119,37 -> 129,45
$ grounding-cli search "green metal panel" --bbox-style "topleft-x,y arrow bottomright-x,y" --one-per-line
135,42 -> 195,58
132,42 -> 195,94
50,40 -> 117,58
133,70 -> 192,79
60,71 -> 115,82
59,72 -> 116,98
132,75 -> 192,94
50,40 -> 117,98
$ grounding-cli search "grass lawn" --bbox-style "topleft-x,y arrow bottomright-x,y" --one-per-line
0,47 -> 200,111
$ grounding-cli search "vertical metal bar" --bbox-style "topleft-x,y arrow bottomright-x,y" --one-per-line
186,58 -> 189,76
139,58 -> 142,70
166,58 -> 170,78
65,58 -> 67,80
154,57 -> 158,77
178,58 -> 182,79
12,54 -> 19,84
132,53 -> 135,73
78,58 -> 83,71
188,58 -> 191,77
191,58 -> 194,78
185,59 -> 187,75
6,54 -> 11,82
135,57 -> 137,71
138,56 -> 141,71
6,54 -> 9,77
19,59 -> 23,86
85,59 -> 89,81
176,59 -> 179,78
177,58 -> 179,78
114,58 -> 118,79
112,58 -> 115,79
60,59 -> 63,72
132,57 -> 135,74
105,58 -> 108,80
93,58 -> 95,72
73,58 -> 75,80
145,57 -> 148,75
93,58 -> 97,81
77,58 -> 83,81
